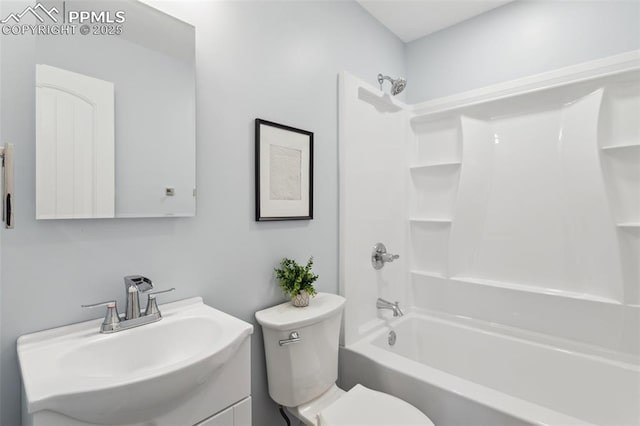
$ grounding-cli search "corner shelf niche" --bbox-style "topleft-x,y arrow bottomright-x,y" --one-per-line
409,220 -> 451,277
599,79 -> 640,305
616,226 -> 639,305
408,114 -> 463,279
411,116 -> 462,165
599,80 -> 640,150
599,81 -> 640,225
410,167 -> 461,218
409,116 -> 462,220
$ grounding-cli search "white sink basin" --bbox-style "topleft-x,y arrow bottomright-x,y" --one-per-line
18,297 -> 253,425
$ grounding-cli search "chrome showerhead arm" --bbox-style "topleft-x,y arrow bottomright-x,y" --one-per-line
377,73 -> 391,90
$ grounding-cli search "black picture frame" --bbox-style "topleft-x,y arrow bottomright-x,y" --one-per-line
255,119 -> 314,221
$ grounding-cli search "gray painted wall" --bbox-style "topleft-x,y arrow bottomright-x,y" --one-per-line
2,0 -> 638,425
406,0 -> 640,103
0,1 -> 404,424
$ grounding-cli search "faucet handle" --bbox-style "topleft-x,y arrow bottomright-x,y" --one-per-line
81,300 -> 118,309
82,300 -> 121,331
371,243 -> 400,270
144,288 -> 175,316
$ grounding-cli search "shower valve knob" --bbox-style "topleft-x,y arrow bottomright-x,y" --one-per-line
371,242 -> 400,270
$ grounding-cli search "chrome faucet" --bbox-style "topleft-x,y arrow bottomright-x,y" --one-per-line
82,275 -> 175,333
124,275 -> 153,319
376,298 -> 404,317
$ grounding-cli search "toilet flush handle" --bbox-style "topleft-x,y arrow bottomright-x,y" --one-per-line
279,331 -> 301,346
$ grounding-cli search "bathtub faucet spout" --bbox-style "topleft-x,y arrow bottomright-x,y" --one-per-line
376,298 -> 404,317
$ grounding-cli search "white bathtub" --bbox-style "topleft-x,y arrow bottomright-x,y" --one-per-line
339,311 -> 640,426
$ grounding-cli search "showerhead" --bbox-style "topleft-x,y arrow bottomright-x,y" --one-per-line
391,78 -> 406,95
377,73 -> 406,96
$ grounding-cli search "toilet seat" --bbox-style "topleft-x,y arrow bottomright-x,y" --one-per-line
317,384 -> 434,426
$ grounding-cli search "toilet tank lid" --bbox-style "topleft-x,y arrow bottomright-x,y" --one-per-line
255,293 -> 345,331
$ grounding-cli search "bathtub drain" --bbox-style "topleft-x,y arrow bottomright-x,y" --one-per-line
388,330 -> 396,346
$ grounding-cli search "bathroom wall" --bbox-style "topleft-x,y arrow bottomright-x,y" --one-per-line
0,1 -> 404,424
406,0 -> 640,102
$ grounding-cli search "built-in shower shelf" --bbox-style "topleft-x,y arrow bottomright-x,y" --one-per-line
409,218 -> 452,224
411,270 -> 448,280
450,276 -> 621,305
410,112 -> 460,126
601,142 -> 640,151
410,161 -> 462,171
617,222 -> 640,228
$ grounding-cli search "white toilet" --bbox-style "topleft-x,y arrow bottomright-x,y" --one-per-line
255,292 -> 434,426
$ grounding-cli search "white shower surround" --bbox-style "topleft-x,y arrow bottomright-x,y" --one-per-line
338,50 -> 640,424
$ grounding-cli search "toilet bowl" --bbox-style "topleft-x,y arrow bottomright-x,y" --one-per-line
255,293 -> 434,426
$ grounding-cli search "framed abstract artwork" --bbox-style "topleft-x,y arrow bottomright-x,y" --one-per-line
255,119 -> 313,221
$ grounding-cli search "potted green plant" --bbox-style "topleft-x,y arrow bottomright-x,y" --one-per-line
274,257 -> 318,307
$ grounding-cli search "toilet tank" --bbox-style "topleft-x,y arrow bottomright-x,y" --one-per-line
255,293 -> 346,407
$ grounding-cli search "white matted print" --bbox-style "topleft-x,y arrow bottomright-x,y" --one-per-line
270,145 -> 301,200
255,119 -> 313,221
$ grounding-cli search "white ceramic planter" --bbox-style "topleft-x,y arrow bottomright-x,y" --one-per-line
291,291 -> 309,307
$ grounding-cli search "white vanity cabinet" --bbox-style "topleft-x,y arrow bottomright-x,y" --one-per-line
19,298 -> 253,426
197,397 -> 252,426
23,338 -> 252,426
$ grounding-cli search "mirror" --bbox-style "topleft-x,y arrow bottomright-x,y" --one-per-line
34,0 -> 195,219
